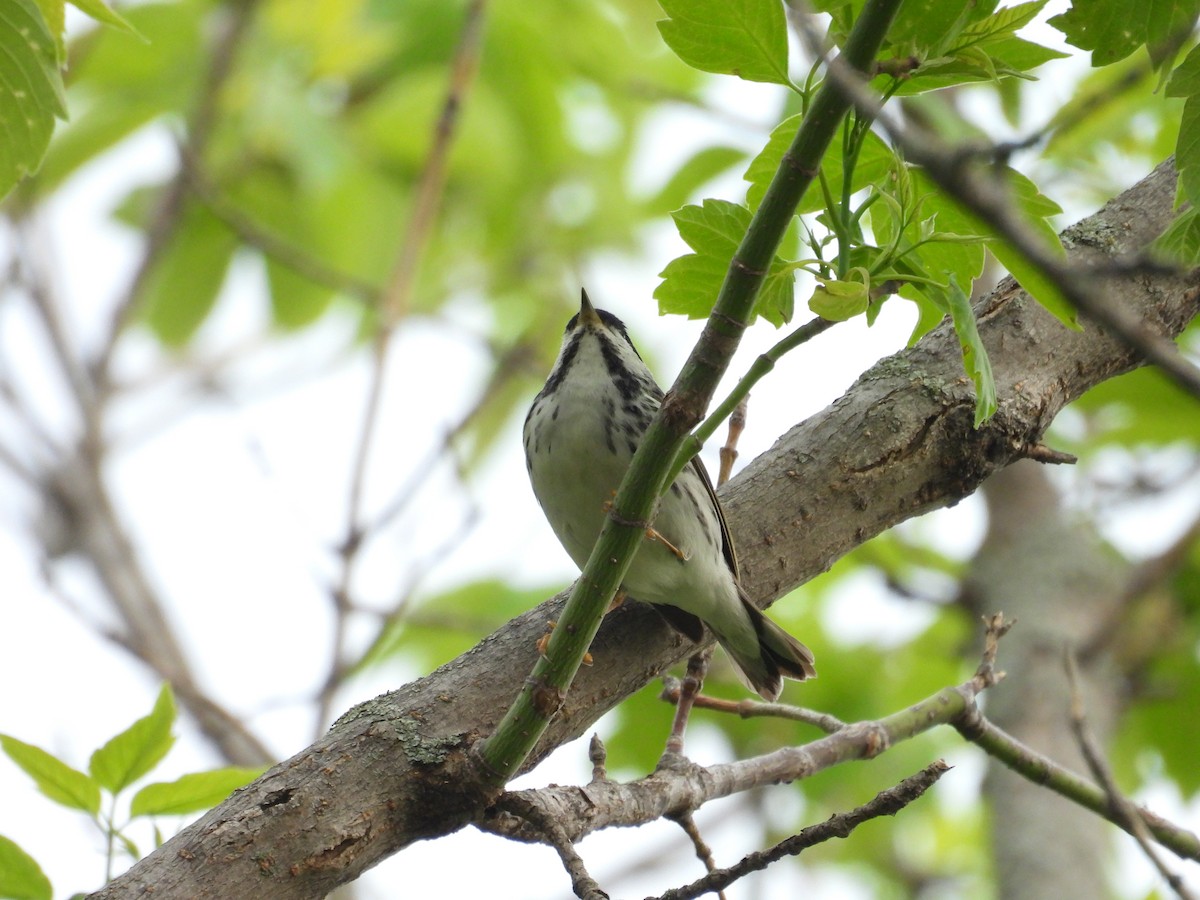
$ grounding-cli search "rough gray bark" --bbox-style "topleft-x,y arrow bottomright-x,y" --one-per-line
90,159 -> 1199,900
963,461 -> 1126,900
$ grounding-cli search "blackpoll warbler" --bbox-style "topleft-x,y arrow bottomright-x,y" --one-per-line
523,291 -> 815,700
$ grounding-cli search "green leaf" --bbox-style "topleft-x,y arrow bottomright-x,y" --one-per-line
655,199 -> 795,324
1167,43 -> 1200,97
89,684 -> 176,794
69,0 -> 141,35
138,203 -> 239,347
0,0 -> 67,200
906,287 -> 950,345
807,272 -> 870,321
266,262 -> 336,330
33,0 -> 63,50
657,0 -> 791,86
745,115 -> 895,213
886,0 -> 993,56
890,166 -> 1072,328
673,198 -> 753,257
1049,0 -> 1199,67
958,0 -> 1046,42
944,275 -> 997,426
1177,95 -> 1200,205
130,767 -> 266,817
29,2 -> 206,194
0,735 -> 100,814
351,579 -> 566,674
987,36 -> 1072,73
0,834 -> 52,900
1152,206 -> 1200,264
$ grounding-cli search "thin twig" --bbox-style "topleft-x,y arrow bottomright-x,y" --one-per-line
717,397 -> 748,485
1018,442 -> 1078,465
343,0 -> 488,534
589,734 -> 609,783
659,678 -> 846,734
182,153 -> 382,304
665,381 -> 749,755
498,794 -> 610,900
98,0 -> 262,388
663,647 -> 713,757
954,700 -> 1200,861
1065,651 -> 1197,900
652,761 -> 950,900
973,611 -> 1014,690
332,0 -> 488,711
665,812 -> 726,900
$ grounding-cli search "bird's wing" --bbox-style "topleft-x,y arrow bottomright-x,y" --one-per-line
689,455 -> 739,580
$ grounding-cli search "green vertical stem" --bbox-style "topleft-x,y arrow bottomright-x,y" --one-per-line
474,0 -> 904,786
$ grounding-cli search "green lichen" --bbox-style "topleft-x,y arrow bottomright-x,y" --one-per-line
391,717 -> 459,766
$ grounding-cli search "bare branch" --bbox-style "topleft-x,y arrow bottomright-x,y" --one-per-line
99,0 -> 263,386
481,620 -> 1012,852
954,700 -> 1200,862
331,0 -> 489,728
653,761 -> 950,900
659,678 -> 846,734
1065,651 -> 1198,900
13,189 -> 272,767
496,794 -> 610,900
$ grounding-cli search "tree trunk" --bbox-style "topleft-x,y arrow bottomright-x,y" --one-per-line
963,461 -> 1126,899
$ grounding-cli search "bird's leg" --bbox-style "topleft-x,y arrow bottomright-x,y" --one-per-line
602,494 -> 689,561
607,589 -> 626,613
664,646 -> 713,756
646,526 -> 690,561
536,621 -> 593,666
537,587 -> 627,663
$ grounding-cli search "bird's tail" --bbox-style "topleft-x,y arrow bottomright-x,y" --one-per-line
718,592 -> 816,701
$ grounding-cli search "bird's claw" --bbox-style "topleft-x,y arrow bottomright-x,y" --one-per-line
646,526 -> 689,561
537,620 -> 593,666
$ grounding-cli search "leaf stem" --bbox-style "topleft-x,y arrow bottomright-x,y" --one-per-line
667,316 -> 839,484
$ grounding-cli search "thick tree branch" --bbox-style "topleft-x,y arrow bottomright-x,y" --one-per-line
90,161 -> 1200,900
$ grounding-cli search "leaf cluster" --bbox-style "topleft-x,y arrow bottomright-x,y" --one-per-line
0,686 -> 263,900
652,0 -> 1080,427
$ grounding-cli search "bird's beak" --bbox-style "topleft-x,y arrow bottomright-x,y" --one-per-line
579,289 -> 602,327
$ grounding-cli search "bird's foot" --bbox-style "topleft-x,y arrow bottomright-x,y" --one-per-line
536,621 -> 593,666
